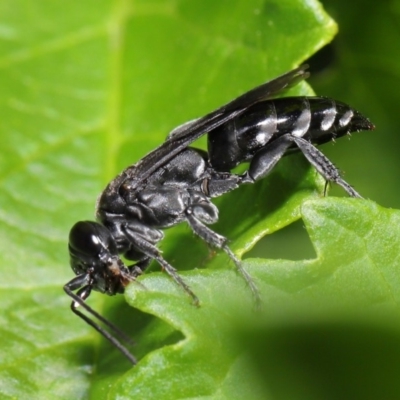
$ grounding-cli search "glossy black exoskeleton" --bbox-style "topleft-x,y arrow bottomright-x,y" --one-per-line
64,65 -> 374,364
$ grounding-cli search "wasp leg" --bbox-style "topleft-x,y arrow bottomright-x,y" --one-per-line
186,209 -> 261,308
127,257 -> 151,276
122,226 -> 199,306
242,134 -> 361,198
292,136 -> 361,198
64,276 -> 137,364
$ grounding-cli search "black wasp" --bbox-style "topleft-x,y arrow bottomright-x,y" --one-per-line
64,65 -> 374,364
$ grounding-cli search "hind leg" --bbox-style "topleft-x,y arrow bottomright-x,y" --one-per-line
241,134 -> 361,197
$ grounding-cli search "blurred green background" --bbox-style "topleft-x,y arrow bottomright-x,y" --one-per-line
250,0 -> 400,261
0,0 -> 399,398
311,0 -> 400,208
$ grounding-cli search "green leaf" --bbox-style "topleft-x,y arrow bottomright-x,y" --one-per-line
0,0 -> 372,398
118,198 -> 400,399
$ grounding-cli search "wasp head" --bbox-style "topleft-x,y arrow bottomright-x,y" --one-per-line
68,221 -> 130,295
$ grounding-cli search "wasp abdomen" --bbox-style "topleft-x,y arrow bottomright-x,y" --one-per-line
208,97 -> 373,171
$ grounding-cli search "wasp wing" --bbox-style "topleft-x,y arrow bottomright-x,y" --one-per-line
125,65 -> 309,190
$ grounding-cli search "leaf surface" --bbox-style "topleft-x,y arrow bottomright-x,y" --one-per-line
118,198 -> 400,399
0,1 -> 357,399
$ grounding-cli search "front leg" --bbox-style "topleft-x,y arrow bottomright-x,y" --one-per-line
64,275 -> 137,363
126,256 -> 151,276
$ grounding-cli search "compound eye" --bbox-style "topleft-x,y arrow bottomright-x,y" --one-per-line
69,221 -> 112,256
